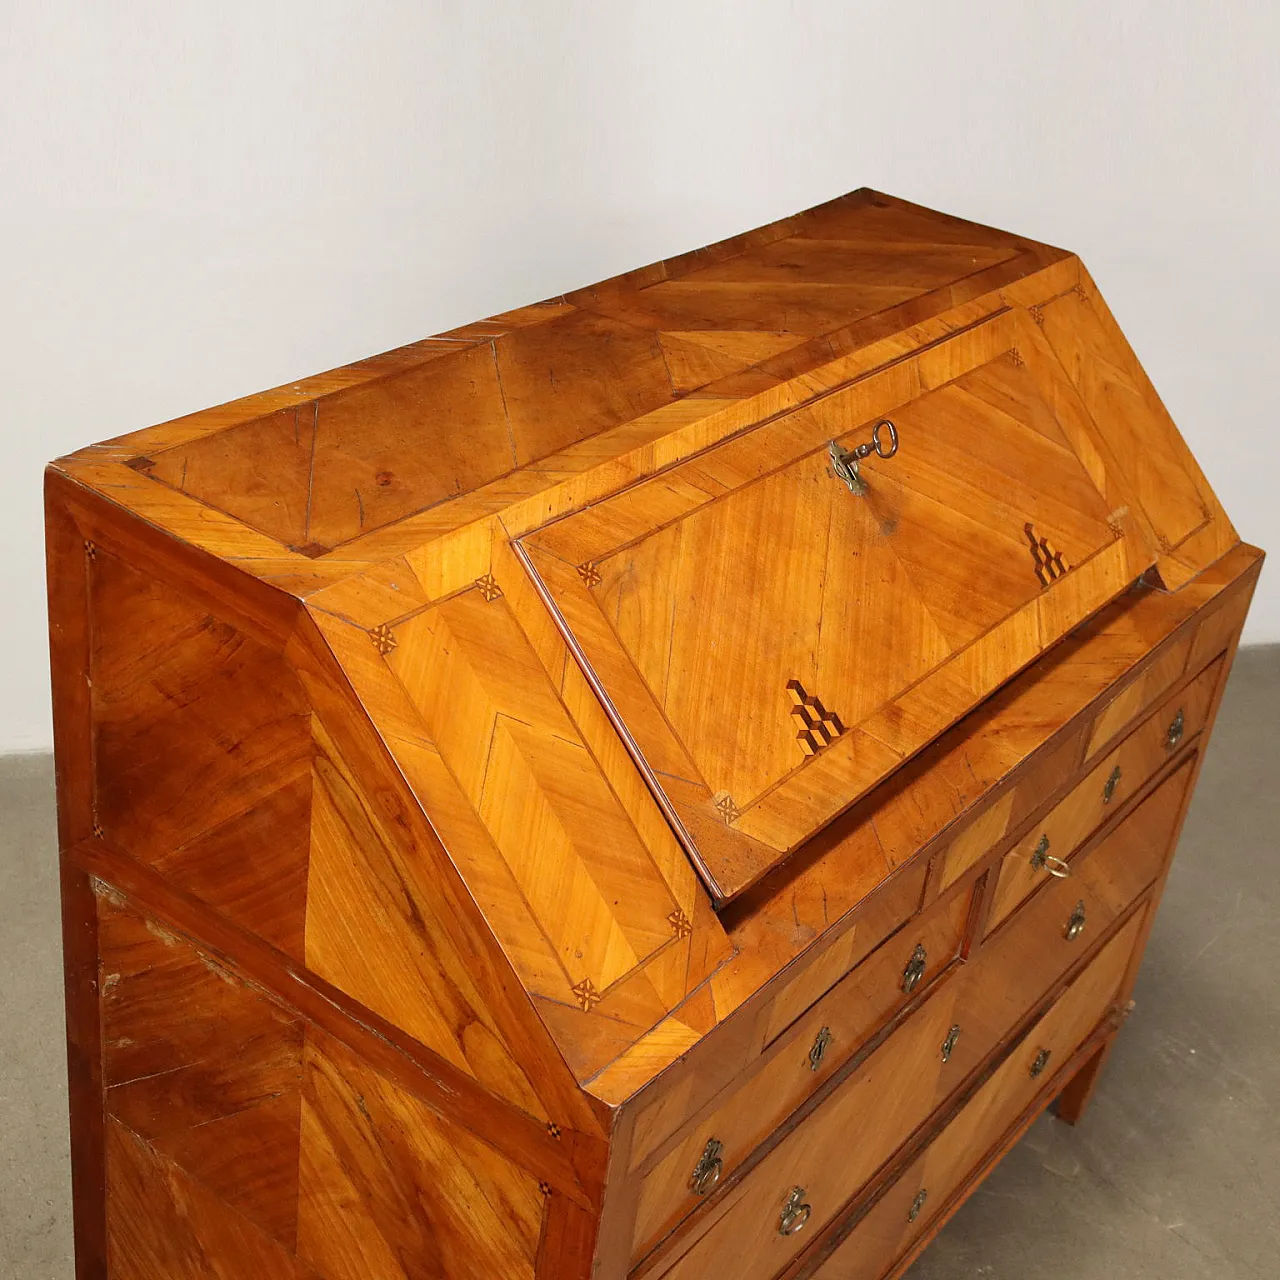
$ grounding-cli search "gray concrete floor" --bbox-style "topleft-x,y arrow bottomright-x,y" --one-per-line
0,649 -> 1277,1279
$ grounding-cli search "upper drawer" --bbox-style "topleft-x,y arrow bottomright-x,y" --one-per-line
521,310 -> 1158,902
987,656 -> 1221,934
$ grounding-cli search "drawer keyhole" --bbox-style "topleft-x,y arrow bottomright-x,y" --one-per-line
1030,1048 -> 1052,1078
902,943 -> 928,994
1165,707 -> 1186,751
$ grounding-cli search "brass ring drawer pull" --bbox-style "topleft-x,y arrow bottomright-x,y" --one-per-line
908,1188 -> 929,1223
689,1138 -> 723,1197
1065,900 -> 1087,942
829,420 -> 899,496
901,943 -> 928,994
808,1026 -> 833,1072
1165,708 -> 1185,751
779,1187 -> 812,1237
1030,835 -> 1071,879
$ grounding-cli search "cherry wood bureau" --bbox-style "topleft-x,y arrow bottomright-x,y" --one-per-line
46,189 -> 1262,1279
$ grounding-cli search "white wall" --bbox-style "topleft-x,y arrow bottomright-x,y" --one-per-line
2,1 -> 1276,752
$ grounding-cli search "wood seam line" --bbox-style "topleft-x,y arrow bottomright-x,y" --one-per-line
64,837 -> 605,1212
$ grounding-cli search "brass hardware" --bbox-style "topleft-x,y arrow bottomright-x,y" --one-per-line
908,1188 -> 929,1223
941,1025 -> 962,1064
808,1026 -> 833,1072
689,1139 -> 724,1197
1030,833 -> 1050,868
1065,900 -> 1087,942
1030,1048 -> 1052,1078
1030,835 -> 1071,879
1166,708 -> 1185,751
828,420 -> 899,496
902,943 -> 928,994
1103,764 -> 1122,804
779,1186 -> 812,1237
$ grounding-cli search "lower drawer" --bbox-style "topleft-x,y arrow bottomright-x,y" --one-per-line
808,909 -> 1145,1280
632,888 -> 968,1258
647,982 -> 962,1280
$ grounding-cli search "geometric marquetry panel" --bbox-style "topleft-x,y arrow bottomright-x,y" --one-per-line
524,310 -> 1144,897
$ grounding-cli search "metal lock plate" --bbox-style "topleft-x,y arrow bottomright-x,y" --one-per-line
828,419 -> 899,496
689,1138 -> 723,1197
1103,764 -> 1122,804
1065,900 -> 1087,942
1030,1048 -> 1052,1078
808,1026 -> 833,1072
908,1188 -> 929,1223
901,943 -> 928,994
941,1025 -> 962,1064
779,1186 -> 812,1237
1166,707 -> 1186,751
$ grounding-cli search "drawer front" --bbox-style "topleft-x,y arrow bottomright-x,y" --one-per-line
632,888 -> 968,1257
1083,627 -> 1194,758
987,662 -> 1217,935
932,750 -> 1191,1100
649,991 -> 961,1280
810,910 -> 1143,1280
759,861 -> 927,1048
969,754 -> 1193,1042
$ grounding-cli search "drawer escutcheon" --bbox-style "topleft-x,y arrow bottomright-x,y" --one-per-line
779,1186 -> 812,1237
901,944 -> 928,994
1103,764 -> 1122,803
941,1024 -> 962,1064
689,1138 -> 724,1197
908,1188 -> 929,1223
808,1026 -> 833,1072
1165,707 -> 1186,751
1030,1048 -> 1052,1078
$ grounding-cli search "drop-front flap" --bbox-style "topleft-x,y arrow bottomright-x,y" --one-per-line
521,308 -> 1161,903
